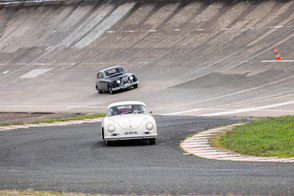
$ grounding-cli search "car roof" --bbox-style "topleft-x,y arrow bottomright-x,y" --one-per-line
100,66 -> 126,73
108,101 -> 146,109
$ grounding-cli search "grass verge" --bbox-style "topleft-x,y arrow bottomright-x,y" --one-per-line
0,190 -> 259,196
0,113 -> 105,126
217,116 -> 294,158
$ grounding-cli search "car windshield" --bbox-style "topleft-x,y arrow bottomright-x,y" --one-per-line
108,105 -> 147,117
104,67 -> 125,77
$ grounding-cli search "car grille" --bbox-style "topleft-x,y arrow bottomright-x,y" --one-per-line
121,77 -> 129,84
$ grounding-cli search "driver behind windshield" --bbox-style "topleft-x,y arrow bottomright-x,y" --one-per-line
109,107 -> 119,116
131,105 -> 146,114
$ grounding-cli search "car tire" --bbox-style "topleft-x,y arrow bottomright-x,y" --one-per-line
149,138 -> 156,145
96,86 -> 102,94
108,85 -> 114,94
134,84 -> 138,89
102,129 -> 105,140
105,140 -> 113,146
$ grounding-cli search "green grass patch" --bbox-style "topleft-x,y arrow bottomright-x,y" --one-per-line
0,113 -> 105,127
218,116 -> 294,158
0,190 -> 260,196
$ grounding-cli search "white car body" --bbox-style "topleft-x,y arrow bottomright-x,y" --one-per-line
101,101 -> 158,145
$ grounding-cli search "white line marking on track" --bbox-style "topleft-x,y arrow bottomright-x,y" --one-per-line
200,100 -> 294,116
221,28 -> 229,31
3,71 -> 9,74
148,29 -> 157,32
247,12 -> 294,47
125,30 -> 137,33
261,60 -> 294,63
20,69 -> 52,79
161,108 -> 203,116
267,26 -> 283,29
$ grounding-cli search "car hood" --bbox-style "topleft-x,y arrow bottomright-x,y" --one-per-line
109,114 -> 149,130
107,73 -> 132,82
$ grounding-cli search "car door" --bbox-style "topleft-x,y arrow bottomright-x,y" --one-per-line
99,72 -> 108,91
97,72 -> 104,90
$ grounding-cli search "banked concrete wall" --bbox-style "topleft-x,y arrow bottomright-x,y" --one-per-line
0,0 -> 294,116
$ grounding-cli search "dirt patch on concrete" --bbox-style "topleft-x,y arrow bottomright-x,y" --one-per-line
0,112 -> 86,124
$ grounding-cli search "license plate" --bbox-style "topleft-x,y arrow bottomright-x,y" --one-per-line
122,83 -> 131,88
125,131 -> 137,135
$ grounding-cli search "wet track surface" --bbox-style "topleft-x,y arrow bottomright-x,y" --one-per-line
0,116 -> 293,195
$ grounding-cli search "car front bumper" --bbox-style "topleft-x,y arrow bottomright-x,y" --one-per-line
105,133 -> 157,141
112,81 -> 139,91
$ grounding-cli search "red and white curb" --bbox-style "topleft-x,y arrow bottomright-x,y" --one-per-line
0,118 -> 102,131
181,123 -> 294,163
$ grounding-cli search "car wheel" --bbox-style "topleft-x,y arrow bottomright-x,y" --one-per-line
149,138 -> 156,145
102,129 -> 104,140
108,85 -> 113,94
134,84 -> 138,88
96,86 -> 102,94
105,140 -> 113,146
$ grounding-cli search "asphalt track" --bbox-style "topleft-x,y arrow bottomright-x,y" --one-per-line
1,0 -> 294,195
0,116 -> 293,195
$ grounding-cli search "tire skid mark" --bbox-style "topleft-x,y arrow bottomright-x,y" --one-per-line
81,2 -> 142,48
0,5 -> 53,52
154,0 -> 191,30
97,2 -> 163,57
0,8 -> 15,37
177,0 -> 214,30
115,2 -> 165,53
68,0 -> 103,32
71,2 -> 121,47
35,4 -> 78,46
173,70 -> 294,112
168,1 -> 283,67
198,0 -> 292,60
149,0 -> 236,63
179,2 -> 258,62
154,1 -> 290,65
1,6 -> 50,53
115,1 -> 144,26
169,3 -> 294,85
165,27 -> 294,110
125,1 -> 213,62
137,2 -> 165,27
95,2 -> 144,48
46,1 -> 104,47
61,0 -> 104,46
0,6 -> 36,45
0,7 -> 63,81
124,2 -> 190,61
62,0 -> 84,21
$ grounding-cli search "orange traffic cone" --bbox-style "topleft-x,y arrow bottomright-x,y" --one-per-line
273,46 -> 283,60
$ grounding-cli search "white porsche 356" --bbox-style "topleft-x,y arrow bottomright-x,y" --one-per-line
101,101 -> 157,145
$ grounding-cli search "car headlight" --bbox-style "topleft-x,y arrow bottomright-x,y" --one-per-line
146,122 -> 153,130
107,124 -> 115,132
116,80 -> 121,84
129,76 -> 133,80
